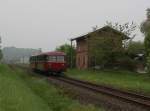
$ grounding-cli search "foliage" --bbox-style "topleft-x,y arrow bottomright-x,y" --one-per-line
116,55 -> 137,70
66,69 -> 150,94
88,31 -> 124,69
106,21 -> 137,38
56,44 -> 76,68
141,8 -> 150,34
0,50 -> 3,61
106,21 -> 137,48
141,8 -> 150,72
144,32 -> 150,55
145,32 -> 150,71
126,41 -> 145,69
0,37 -> 3,61
127,41 -> 145,57
0,64 -> 103,111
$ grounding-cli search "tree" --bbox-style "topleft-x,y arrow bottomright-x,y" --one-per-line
141,8 -> 150,72
56,44 -> 76,68
88,37 -> 116,68
141,8 -> 150,34
87,29 -> 124,69
0,50 -> 3,61
127,41 -> 145,57
0,37 -> 3,61
106,21 -> 137,48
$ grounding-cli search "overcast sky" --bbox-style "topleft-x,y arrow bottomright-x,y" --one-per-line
0,0 -> 149,51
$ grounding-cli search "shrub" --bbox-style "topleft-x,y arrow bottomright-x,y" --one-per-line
115,56 -> 137,70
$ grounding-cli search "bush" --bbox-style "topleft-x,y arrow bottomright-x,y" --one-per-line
115,56 -> 137,70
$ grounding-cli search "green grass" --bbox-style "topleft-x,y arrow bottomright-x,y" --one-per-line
66,69 -> 150,94
0,64 -> 104,111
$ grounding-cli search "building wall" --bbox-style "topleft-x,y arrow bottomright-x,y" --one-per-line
88,31 -> 123,52
76,39 -> 88,69
20,57 -> 30,64
75,29 -> 124,69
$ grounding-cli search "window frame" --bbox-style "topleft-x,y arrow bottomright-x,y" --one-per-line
57,56 -> 65,62
47,55 -> 65,62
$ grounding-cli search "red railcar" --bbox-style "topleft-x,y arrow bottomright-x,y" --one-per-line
29,51 -> 67,74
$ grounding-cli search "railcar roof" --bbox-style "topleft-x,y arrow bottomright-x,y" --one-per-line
31,51 -> 66,56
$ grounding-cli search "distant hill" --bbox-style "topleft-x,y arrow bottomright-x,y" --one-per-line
2,47 -> 41,63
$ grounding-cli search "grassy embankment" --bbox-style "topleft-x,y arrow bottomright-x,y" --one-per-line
0,64 -> 104,111
66,69 -> 150,94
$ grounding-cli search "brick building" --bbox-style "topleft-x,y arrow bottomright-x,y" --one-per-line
71,26 -> 129,69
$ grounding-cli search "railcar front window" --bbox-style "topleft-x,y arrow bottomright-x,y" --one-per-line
57,56 -> 64,62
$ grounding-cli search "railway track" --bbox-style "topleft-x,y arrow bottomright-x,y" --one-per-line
13,64 -> 150,109
49,76 -> 150,109
12,65 -> 150,110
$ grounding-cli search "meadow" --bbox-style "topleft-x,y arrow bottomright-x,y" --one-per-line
0,64 -> 104,111
66,69 -> 150,95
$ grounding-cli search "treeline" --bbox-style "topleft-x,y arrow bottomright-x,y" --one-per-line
141,8 -> 150,72
2,47 -> 41,63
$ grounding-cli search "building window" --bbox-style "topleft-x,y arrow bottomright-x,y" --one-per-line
78,46 -> 81,51
83,56 -> 85,66
78,56 -> 80,66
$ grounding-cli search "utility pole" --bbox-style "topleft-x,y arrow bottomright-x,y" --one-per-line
0,36 -> 2,49
70,39 -> 73,68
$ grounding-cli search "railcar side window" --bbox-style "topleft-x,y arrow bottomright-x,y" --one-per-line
48,56 -> 56,62
57,56 -> 64,62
